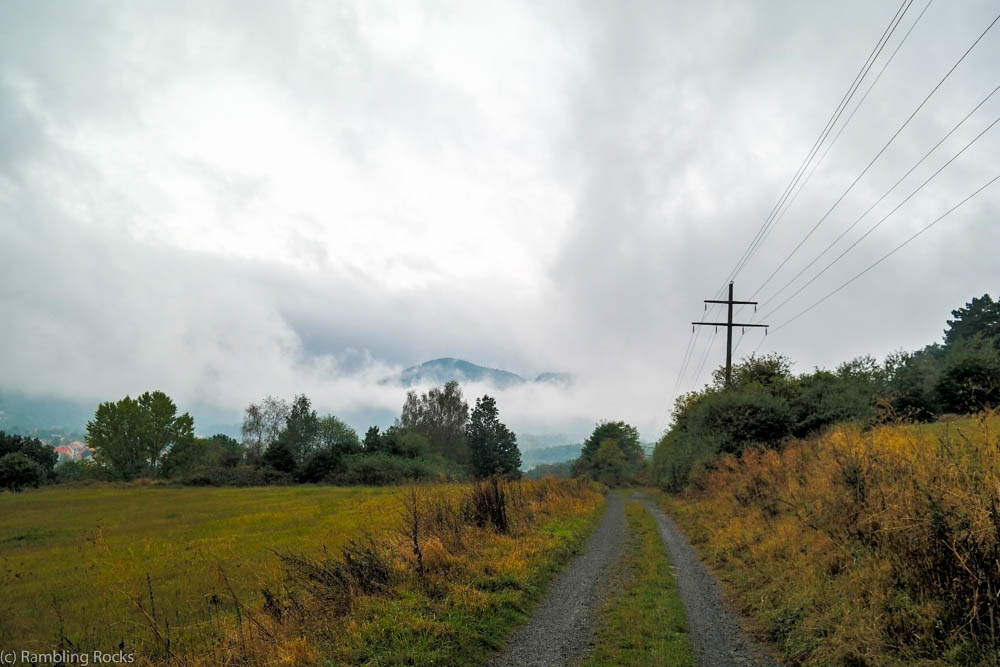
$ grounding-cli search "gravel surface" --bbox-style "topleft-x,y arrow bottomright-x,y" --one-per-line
488,492 -> 626,667
638,497 -> 779,667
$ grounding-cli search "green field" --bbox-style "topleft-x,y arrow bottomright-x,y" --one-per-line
0,484 -> 404,653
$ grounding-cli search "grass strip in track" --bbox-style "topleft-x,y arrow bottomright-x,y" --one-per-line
583,500 -> 693,667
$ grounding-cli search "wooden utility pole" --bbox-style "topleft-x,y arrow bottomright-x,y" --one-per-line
692,281 -> 769,388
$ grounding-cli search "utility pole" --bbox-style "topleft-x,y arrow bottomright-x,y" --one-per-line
692,281 -> 769,388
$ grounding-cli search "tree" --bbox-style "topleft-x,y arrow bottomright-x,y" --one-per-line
712,353 -> 793,393
316,415 -> 361,458
86,391 -> 195,479
466,395 -> 521,479
138,391 -> 194,474
944,294 -> 1000,349
263,394 -> 319,472
579,421 -> 643,466
935,338 -> 1000,414
590,440 -> 627,486
241,396 -> 290,464
398,381 -> 470,463
0,452 -> 45,492
0,431 -> 57,479
363,426 -> 382,451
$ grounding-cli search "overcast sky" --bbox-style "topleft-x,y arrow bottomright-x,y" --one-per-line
1,0 -> 998,439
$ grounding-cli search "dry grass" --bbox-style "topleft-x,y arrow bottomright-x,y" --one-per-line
0,479 -> 603,665
660,413 -> 1000,665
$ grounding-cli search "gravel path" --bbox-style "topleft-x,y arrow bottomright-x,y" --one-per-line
489,492 -> 626,667
638,497 -> 778,667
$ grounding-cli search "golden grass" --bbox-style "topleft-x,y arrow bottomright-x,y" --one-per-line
0,479 -> 604,665
660,413 -> 1000,665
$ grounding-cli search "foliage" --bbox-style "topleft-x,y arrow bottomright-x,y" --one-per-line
85,391 -> 194,480
934,337 -> 1000,413
660,415 -> 1000,665
465,394 -> 521,479
398,380 -> 470,464
0,452 -> 45,492
240,395 -> 289,464
524,460 -> 573,479
329,452 -> 465,485
584,502 -> 693,666
0,431 -> 56,480
944,293 -> 1000,349
573,420 -> 644,485
711,351 -> 793,392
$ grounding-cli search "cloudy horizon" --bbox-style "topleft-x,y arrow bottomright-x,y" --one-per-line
2,0 -> 998,440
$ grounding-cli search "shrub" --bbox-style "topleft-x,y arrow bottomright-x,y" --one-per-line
0,452 -> 46,491
935,339 -> 1000,414
687,390 -> 793,454
181,465 -> 291,486
329,453 -> 465,486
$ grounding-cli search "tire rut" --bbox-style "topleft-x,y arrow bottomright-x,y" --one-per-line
489,492 -> 626,667
637,497 -> 779,667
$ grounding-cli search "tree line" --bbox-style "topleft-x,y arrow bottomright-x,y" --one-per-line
0,381 -> 523,491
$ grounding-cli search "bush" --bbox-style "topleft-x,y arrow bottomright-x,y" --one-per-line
329,453 -> 464,486
181,465 -> 292,486
0,452 -> 46,491
935,339 -> 1000,414
0,431 -> 56,480
687,390 -> 793,454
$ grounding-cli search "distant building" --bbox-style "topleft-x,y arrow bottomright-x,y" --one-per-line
53,440 -> 95,463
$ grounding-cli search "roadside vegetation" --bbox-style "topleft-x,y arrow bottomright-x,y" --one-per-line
653,293 -> 1000,664
584,501 -> 692,667
0,477 -> 602,664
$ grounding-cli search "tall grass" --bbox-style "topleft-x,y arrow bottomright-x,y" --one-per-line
661,413 -> 1000,665
0,479 -> 602,664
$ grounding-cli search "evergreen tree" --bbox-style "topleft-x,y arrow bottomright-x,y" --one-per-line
465,395 -> 521,479
945,294 -> 1000,349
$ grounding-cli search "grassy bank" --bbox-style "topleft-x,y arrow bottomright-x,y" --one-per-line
583,500 -> 692,667
659,414 -> 1000,665
0,479 -> 604,664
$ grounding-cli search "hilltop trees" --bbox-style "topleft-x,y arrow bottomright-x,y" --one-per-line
86,391 -> 195,479
466,395 -> 520,479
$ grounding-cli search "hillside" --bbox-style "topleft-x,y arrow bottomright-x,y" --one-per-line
391,358 -> 574,389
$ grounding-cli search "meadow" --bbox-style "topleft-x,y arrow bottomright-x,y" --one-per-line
660,413 -> 1000,665
0,479 -> 604,665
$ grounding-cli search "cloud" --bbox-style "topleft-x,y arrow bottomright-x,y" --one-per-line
1,0 -> 998,440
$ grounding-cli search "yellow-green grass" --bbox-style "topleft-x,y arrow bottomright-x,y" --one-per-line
0,480 -> 607,665
658,415 -> 1000,665
0,484 -> 406,653
583,501 -> 693,667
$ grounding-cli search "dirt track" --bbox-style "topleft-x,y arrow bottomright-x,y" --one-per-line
488,492 -> 625,667
638,497 -> 777,667
489,491 -> 778,666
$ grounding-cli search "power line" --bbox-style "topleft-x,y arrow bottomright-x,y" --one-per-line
691,328 -> 720,389
772,171 -> 1000,333
715,0 -> 914,297
762,82 -> 1000,308
758,109 -> 1000,323
744,0 -> 935,297
750,8 -> 999,300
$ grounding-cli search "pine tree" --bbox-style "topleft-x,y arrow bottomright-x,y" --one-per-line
465,395 -> 520,479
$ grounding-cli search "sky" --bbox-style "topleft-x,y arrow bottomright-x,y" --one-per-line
1,0 -> 998,440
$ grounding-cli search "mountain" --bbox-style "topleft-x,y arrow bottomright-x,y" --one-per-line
391,358 -> 572,390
